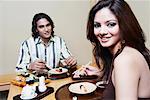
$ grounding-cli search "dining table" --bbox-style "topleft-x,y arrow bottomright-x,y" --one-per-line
7,65 -> 104,100
7,77 -> 75,100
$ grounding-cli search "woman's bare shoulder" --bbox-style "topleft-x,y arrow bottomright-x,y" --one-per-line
114,46 -> 144,75
119,46 -> 142,56
115,46 -> 145,66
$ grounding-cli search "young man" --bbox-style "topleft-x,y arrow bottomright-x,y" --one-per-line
16,13 -> 77,75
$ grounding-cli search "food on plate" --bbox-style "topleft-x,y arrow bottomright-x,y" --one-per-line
11,75 -> 50,87
48,67 -> 68,75
45,79 -> 51,84
11,76 -> 26,87
55,68 -> 62,72
80,85 -> 87,92
16,75 -> 26,82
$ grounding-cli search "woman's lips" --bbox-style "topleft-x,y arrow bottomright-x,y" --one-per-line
100,37 -> 110,42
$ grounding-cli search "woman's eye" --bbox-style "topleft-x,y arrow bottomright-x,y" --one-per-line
107,22 -> 116,27
94,23 -> 101,28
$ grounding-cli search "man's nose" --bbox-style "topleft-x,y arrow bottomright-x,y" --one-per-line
44,26 -> 48,31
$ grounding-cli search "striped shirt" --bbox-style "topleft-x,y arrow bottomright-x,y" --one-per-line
16,35 -> 72,73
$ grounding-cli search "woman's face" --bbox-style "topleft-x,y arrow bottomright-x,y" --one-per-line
36,18 -> 52,41
94,8 -> 120,49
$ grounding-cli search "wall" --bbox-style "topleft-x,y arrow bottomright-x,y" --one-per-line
127,0 -> 150,49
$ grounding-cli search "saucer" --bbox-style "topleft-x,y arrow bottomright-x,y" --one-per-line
20,93 -> 37,99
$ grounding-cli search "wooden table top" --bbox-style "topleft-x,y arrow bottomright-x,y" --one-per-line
7,77 -> 75,100
0,73 -> 16,86
7,64 -> 101,100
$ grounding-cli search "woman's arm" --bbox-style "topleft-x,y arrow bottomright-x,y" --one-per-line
114,53 -> 140,100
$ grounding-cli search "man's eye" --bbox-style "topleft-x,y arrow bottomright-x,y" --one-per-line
94,23 -> 101,28
38,25 -> 44,28
46,23 -> 51,27
107,22 -> 116,27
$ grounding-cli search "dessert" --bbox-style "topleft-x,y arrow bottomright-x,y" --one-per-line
80,85 -> 87,92
55,68 -> 63,72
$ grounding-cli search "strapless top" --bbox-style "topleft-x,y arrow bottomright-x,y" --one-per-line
102,78 -> 150,100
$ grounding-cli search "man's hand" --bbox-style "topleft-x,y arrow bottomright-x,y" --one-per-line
64,56 -> 77,66
29,59 -> 46,72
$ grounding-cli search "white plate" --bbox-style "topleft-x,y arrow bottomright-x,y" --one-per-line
20,93 -> 37,99
68,82 -> 97,94
48,67 -> 68,75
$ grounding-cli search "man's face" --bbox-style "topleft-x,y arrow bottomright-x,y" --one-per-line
36,18 -> 52,41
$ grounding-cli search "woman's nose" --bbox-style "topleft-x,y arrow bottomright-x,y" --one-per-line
99,27 -> 108,36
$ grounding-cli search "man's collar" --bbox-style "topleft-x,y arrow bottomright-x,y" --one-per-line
35,36 -> 55,45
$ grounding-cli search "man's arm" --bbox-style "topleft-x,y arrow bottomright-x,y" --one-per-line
60,38 -> 77,66
16,41 -> 31,74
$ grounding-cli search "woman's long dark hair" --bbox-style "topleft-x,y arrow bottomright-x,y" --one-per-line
32,13 -> 55,38
87,0 -> 150,81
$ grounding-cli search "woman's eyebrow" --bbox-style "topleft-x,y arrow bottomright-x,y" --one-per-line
106,19 -> 118,23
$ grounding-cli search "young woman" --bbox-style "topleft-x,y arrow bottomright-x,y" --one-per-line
87,0 -> 150,100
